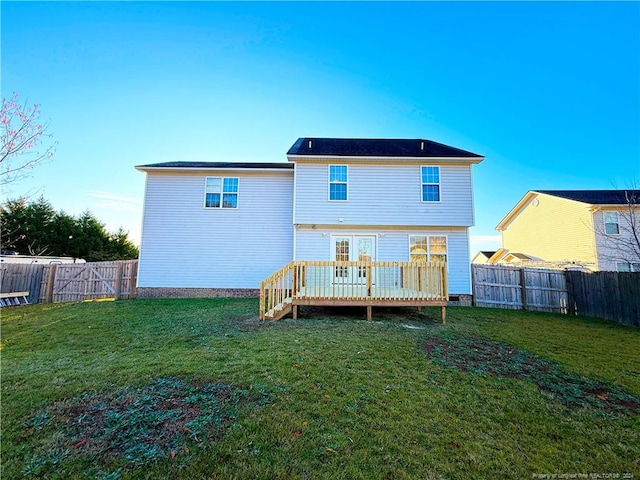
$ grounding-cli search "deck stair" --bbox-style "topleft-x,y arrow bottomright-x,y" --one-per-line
260,261 -> 448,322
263,297 -> 293,321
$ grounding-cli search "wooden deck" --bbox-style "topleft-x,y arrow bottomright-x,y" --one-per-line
259,261 -> 448,322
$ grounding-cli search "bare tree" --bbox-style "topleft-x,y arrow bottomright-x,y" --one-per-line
1,93 -> 57,186
596,188 -> 640,271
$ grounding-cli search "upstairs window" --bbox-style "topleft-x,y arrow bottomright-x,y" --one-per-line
205,177 -> 239,208
329,165 -> 348,201
604,211 -> 619,235
409,235 -> 447,263
421,166 -> 440,202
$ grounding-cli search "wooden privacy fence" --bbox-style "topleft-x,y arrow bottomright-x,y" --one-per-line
565,270 -> 640,327
472,265 -> 568,313
0,260 -> 138,304
0,263 -> 47,304
39,260 -> 138,303
472,264 -> 640,327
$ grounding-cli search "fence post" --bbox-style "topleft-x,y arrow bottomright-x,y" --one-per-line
114,262 -> 124,300
519,268 -> 528,310
471,265 -> 477,306
45,263 -> 58,303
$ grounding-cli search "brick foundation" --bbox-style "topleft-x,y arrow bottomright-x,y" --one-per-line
448,294 -> 472,306
137,287 -> 260,299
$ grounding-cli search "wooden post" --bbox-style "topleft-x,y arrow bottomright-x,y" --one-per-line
366,305 -> 372,321
131,260 -> 139,298
471,264 -> 477,307
114,262 -> 124,300
293,305 -> 298,320
366,263 -> 372,297
45,263 -> 58,304
259,281 -> 265,320
442,264 -> 448,301
292,264 -> 298,297
519,267 -> 528,310
441,306 -> 446,324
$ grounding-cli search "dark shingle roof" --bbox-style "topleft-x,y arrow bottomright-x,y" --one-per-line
536,190 -> 640,205
136,162 -> 293,170
287,138 -> 482,158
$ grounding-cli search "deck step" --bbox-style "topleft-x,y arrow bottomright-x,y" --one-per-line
264,298 -> 293,321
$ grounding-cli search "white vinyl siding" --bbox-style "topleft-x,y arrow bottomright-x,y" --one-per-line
294,163 -> 474,226
294,227 -> 471,294
138,171 -> 293,288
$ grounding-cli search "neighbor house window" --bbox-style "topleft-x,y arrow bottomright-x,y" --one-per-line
617,262 -> 640,272
421,166 -> 440,202
329,165 -> 348,201
409,236 -> 447,263
205,177 -> 238,208
604,212 -> 619,234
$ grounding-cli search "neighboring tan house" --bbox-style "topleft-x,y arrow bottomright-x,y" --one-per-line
136,138 -> 484,306
471,251 -> 497,265
494,190 -> 640,271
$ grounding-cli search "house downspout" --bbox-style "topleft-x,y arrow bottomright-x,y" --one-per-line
292,161 -> 297,261
590,206 -> 601,270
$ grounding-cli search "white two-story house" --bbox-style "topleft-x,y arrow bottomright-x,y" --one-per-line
136,138 -> 484,308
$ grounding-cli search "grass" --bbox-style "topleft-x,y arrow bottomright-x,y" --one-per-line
1,299 -> 639,479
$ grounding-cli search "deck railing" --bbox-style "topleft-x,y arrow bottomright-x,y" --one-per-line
260,261 -> 448,320
259,261 -> 295,320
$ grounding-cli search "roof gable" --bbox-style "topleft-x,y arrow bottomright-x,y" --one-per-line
287,137 -> 483,158
495,189 -> 640,231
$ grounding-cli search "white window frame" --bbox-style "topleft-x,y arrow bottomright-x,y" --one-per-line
603,211 -> 620,235
421,165 -> 441,203
408,235 -> 448,263
328,165 -> 348,201
204,177 -> 239,209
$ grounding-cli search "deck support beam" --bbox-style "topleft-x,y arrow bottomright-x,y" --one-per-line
366,306 -> 372,321
293,305 -> 298,320
441,306 -> 446,324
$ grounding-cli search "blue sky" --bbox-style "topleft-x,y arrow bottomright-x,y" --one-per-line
2,1 -> 639,253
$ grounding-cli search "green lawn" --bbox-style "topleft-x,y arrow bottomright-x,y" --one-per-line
1,299 -> 639,479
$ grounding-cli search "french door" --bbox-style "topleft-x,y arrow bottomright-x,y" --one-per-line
331,235 -> 376,284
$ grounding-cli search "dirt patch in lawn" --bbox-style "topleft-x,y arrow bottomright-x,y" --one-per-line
21,377 -> 272,478
424,336 -> 640,415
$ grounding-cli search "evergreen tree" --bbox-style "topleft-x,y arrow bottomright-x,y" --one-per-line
0,197 -> 138,260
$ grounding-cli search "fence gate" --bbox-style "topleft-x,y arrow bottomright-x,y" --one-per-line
39,260 -> 138,303
472,264 -> 568,313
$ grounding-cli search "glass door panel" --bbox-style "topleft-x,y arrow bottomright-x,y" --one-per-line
356,236 -> 375,284
332,237 -> 351,280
